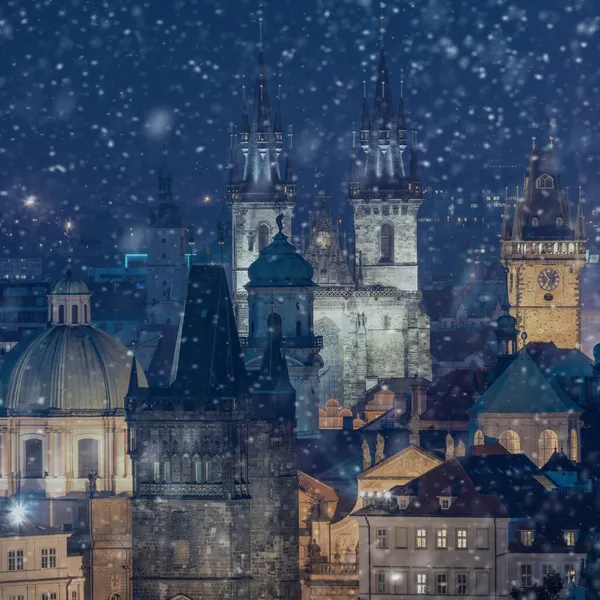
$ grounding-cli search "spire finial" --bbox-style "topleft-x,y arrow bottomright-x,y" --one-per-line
549,135 -> 554,149
288,124 -> 293,149
532,136 -> 536,150
380,14 -> 385,50
412,130 -> 418,147
579,184 -> 583,201
363,79 -> 366,99
352,122 -> 356,148
400,78 -> 404,99
278,82 -> 281,100
242,78 -> 246,102
258,4 -> 264,51
64,219 -> 74,278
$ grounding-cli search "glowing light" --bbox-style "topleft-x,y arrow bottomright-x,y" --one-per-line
24,195 -> 36,207
65,221 -> 73,231
9,503 -> 26,525
202,195 -> 211,204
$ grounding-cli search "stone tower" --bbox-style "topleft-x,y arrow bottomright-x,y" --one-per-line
126,265 -> 300,600
348,49 -> 421,291
501,141 -> 587,348
227,42 -> 296,325
146,161 -> 188,322
243,215 -> 323,438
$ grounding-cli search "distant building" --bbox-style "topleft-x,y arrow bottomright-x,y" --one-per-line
0,257 -> 44,281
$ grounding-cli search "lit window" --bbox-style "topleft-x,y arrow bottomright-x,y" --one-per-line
440,497 -> 450,510
437,573 -> 448,594
416,529 -> 427,549
377,572 -> 387,594
436,529 -> 448,549
376,528 -> 388,549
520,564 -> 533,588
416,573 -> 428,594
456,573 -> 468,595
521,530 -> 534,546
564,563 -> 576,584
532,217 -> 539,227
564,531 -> 577,547
456,529 -> 468,549
398,497 -> 409,509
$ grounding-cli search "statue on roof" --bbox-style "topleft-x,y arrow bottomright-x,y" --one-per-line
276,213 -> 284,234
361,439 -> 372,471
375,433 -> 385,464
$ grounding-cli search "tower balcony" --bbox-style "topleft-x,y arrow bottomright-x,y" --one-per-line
240,336 -> 323,349
501,240 -> 587,260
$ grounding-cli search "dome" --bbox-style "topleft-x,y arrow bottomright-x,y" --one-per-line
0,326 -> 147,413
325,398 -> 340,409
594,343 -> 600,364
52,275 -> 90,295
247,230 -> 316,288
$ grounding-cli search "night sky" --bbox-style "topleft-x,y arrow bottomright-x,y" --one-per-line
1,0 -> 599,269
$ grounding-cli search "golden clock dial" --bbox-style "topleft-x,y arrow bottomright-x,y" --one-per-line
538,268 -> 560,291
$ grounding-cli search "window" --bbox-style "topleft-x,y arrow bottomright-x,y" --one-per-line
499,429 -> 520,454
296,320 -> 302,337
416,573 -> 427,595
564,531 -> 577,547
84,304 -> 88,323
456,529 -> 468,549
194,459 -> 202,483
383,315 -> 391,330
377,572 -> 387,594
537,174 -> 554,189
564,563 -> 576,584
395,527 -> 407,548
474,430 -> 484,446
58,304 -> 65,324
163,461 -> 171,482
25,438 -> 43,478
248,235 -> 254,252
532,217 -> 539,227
521,530 -> 534,546
153,461 -> 160,481
9,549 -> 24,571
398,497 -> 409,509
267,312 -> 282,338
437,573 -> 448,594
538,430 -> 559,467
380,223 -> 394,263
520,564 -> 533,588
416,529 -> 427,548
78,438 -> 99,478
569,428 -> 578,462
376,528 -> 388,549
42,594 -> 57,600
258,224 -> 270,251
71,592 -> 77,600
542,564 -> 556,580
9,596 -> 24,600
476,528 -> 489,549
456,573 -> 468,595
439,497 -> 450,510
436,529 -> 447,549
557,217 -> 563,226
71,304 -> 78,324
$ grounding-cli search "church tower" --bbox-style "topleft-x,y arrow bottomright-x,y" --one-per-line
501,140 -> 587,348
126,265 -> 300,600
348,49 -> 421,291
227,31 -> 296,326
146,161 -> 188,322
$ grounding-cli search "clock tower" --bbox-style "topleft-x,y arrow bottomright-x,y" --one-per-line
501,140 -> 587,349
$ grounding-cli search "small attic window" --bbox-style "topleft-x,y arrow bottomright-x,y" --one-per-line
521,530 -> 534,546
532,217 -> 539,227
439,496 -> 452,510
536,174 -> 554,189
556,217 -> 563,226
398,496 -> 410,509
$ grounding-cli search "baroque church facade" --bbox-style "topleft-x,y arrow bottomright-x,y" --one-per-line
226,46 -> 431,410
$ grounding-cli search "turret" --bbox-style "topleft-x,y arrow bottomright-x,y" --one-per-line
360,81 -> 370,153
397,79 -> 408,151
575,186 -> 586,240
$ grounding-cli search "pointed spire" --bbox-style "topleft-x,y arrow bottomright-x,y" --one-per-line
257,328 -> 293,393
158,153 -> 173,203
284,125 -> 295,183
127,342 -> 142,397
512,188 -> 523,241
576,186 -> 586,240
240,80 -> 250,142
501,186 -> 510,240
409,130 -> 421,180
274,84 -> 283,135
228,126 -> 239,184
350,123 -> 359,183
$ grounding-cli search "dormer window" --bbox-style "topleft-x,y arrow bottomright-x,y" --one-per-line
532,217 -> 539,227
536,174 -> 554,189
439,496 -> 452,510
521,530 -> 535,546
556,217 -> 563,227
397,496 -> 410,510
564,530 -> 578,547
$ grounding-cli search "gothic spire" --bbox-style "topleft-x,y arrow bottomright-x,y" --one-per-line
126,342 -> 143,397
576,186 -> 586,240
409,130 -> 421,181
240,83 -> 250,144
512,190 -> 523,241
501,186 -> 511,240
284,125 -> 295,183
397,79 -> 407,148
228,128 -> 239,184
349,124 -> 359,183
158,156 -> 173,203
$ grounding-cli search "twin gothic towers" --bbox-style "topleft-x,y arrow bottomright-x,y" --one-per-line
226,43 -> 432,411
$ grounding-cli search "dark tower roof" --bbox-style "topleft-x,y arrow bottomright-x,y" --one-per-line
172,265 -> 248,405
284,125 -> 295,183
515,145 -> 572,240
575,188 -> 586,240
151,160 -> 183,228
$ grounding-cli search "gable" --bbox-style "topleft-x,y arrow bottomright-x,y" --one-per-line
359,445 -> 442,481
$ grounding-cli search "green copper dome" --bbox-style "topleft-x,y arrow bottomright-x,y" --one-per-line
247,219 -> 316,288
52,275 -> 90,295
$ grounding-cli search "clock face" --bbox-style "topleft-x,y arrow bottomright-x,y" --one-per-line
538,268 -> 560,291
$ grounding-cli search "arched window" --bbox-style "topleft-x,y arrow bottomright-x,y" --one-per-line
78,438 -> 99,478
71,304 -> 78,324
569,428 -> 578,462
84,304 -> 88,323
163,461 -> 171,482
25,439 -> 43,478
532,217 -> 539,227
267,312 -> 282,338
499,430 -> 520,454
474,430 -> 485,446
556,217 -> 563,227
536,174 -> 554,189
380,223 -> 394,263
296,320 -> 302,337
258,224 -> 270,251
538,430 -> 559,466
58,305 -> 65,324
110,595 -> 122,600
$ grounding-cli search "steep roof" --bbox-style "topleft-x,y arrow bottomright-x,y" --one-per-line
542,450 -> 578,473
467,348 -> 582,414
